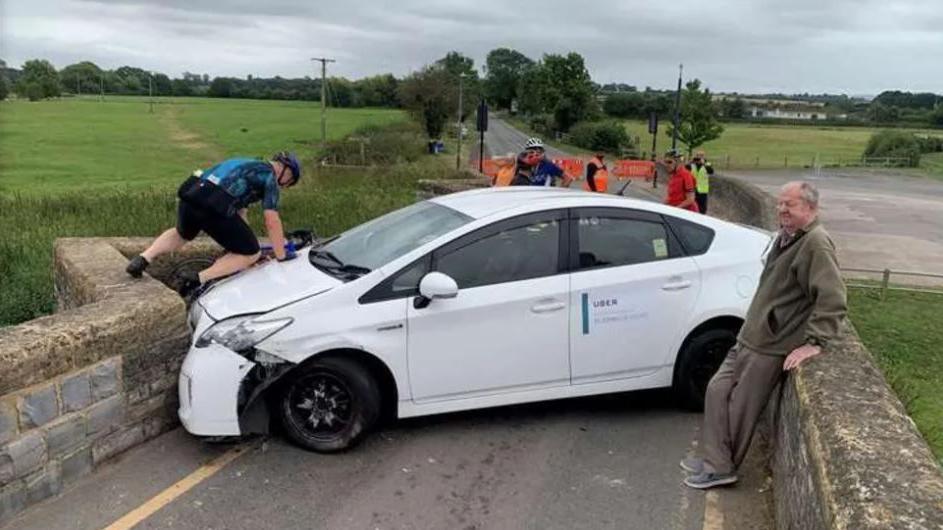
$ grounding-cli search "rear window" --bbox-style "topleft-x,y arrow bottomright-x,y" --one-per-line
665,216 -> 715,255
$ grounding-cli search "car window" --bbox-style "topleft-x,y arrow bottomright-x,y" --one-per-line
358,257 -> 429,304
664,215 -> 715,255
436,216 -> 561,289
577,215 -> 673,270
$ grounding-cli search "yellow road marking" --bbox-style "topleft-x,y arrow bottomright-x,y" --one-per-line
101,443 -> 253,530
703,490 -> 725,530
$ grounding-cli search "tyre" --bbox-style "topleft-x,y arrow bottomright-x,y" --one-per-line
277,356 -> 381,452
673,327 -> 737,411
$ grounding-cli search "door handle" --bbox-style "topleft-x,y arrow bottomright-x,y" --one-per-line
662,281 -> 692,291
531,301 -> 565,313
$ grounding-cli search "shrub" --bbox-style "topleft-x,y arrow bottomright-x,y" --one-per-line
527,114 -> 555,137
863,130 -> 921,166
323,121 -> 426,165
568,120 -> 633,154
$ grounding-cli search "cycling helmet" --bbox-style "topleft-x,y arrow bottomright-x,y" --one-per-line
524,137 -> 544,150
273,151 -> 301,186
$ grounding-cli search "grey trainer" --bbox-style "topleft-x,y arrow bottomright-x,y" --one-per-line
683,472 -> 739,489
679,457 -> 705,474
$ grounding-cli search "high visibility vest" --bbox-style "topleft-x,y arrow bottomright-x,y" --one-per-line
583,157 -> 608,193
494,164 -> 516,187
691,164 -> 710,194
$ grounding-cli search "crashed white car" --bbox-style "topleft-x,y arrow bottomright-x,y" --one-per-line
180,187 -> 771,452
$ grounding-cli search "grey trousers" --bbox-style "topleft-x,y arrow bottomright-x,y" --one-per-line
702,344 -> 784,474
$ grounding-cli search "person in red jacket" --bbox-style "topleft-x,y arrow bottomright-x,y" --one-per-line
663,150 -> 700,213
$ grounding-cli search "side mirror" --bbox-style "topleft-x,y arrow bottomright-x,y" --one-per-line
415,272 -> 458,309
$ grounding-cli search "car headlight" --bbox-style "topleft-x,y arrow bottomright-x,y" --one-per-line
195,314 -> 293,352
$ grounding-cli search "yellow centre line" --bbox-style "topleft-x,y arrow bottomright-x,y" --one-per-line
101,443 -> 254,530
703,490 -> 725,530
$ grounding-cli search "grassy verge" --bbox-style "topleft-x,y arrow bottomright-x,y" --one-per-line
848,287 -> 943,462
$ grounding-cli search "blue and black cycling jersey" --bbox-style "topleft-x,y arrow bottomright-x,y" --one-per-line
200,158 -> 280,211
531,159 -> 564,186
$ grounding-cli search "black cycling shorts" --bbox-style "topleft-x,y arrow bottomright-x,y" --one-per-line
176,201 -> 260,256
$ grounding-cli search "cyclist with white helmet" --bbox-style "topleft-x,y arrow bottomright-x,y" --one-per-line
126,152 -> 302,296
521,137 -> 565,187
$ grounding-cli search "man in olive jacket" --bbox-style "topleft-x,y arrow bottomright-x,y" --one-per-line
682,181 -> 848,489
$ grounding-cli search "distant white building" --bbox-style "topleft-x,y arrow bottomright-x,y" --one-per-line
748,107 -> 823,120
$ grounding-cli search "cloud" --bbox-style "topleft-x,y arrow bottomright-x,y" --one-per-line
2,0 -> 941,94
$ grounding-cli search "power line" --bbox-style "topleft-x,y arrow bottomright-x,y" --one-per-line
311,57 -> 336,151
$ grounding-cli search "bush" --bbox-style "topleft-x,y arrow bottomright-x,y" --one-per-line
568,121 -> 633,153
323,121 -> 426,165
916,135 -> 943,154
863,130 -> 921,166
527,114 -> 555,137
25,83 -> 43,102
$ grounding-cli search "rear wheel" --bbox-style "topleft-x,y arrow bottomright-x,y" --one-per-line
278,356 -> 380,452
673,328 -> 737,410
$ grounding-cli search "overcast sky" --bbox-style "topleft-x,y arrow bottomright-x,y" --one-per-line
2,0 -> 941,95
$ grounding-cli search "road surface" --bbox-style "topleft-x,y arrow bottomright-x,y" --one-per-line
7,392 -> 771,530
727,168 -> 943,283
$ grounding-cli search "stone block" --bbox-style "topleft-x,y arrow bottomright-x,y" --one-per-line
0,453 -> 12,484
92,425 -> 143,465
0,481 -> 27,526
87,396 -> 125,437
45,415 -> 87,457
17,385 -> 59,430
0,401 -> 17,446
24,462 -> 62,505
90,358 -> 121,401
5,432 -> 46,479
60,372 -> 91,413
60,446 -> 92,485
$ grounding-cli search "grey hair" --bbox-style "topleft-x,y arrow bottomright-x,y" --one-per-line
783,181 -> 819,208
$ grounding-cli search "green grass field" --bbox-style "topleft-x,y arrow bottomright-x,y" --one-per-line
622,120 -> 943,175
848,288 -> 943,463
0,96 -> 405,194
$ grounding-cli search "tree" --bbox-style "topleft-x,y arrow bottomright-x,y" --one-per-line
172,78 -> 193,96
0,75 -> 8,101
60,61 -> 103,94
516,52 -> 597,132
354,74 -> 399,107
208,77 -> 234,98
398,65 -> 456,139
930,106 -> 943,128
720,97 -> 747,119
868,102 -> 901,124
667,79 -> 724,155
15,59 -> 60,99
483,48 -> 534,110
435,51 -> 480,120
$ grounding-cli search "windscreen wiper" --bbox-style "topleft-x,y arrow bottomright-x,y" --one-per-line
309,249 -> 371,277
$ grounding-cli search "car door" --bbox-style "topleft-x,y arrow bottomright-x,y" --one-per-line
569,207 -> 701,384
406,210 -> 571,402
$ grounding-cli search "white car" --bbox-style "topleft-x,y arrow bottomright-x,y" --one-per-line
179,187 -> 771,452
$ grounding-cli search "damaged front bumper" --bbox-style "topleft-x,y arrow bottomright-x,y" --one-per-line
178,343 -> 293,437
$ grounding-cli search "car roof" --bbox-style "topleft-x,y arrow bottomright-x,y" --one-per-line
430,187 -> 654,220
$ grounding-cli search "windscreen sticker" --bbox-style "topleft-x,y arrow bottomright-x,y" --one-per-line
581,291 -> 649,335
653,238 -> 668,258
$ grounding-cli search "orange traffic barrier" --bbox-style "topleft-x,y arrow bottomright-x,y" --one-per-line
611,160 -> 656,180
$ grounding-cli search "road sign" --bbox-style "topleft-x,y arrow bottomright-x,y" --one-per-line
476,101 -> 489,132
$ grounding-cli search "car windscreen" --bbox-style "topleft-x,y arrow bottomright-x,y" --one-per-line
315,201 -> 473,272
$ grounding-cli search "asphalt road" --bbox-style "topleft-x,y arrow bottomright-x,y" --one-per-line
7,390 -> 772,530
726,168 -> 943,283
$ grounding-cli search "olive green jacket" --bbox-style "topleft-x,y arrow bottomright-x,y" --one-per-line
737,219 -> 848,356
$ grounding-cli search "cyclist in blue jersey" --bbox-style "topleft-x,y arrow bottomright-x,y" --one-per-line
522,138 -> 565,187
126,152 -> 301,296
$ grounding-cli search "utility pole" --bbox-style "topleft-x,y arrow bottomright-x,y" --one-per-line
672,63 -> 683,151
455,74 -> 465,171
311,57 -> 336,151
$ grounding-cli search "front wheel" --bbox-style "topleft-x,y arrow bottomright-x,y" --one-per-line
673,328 -> 737,410
278,356 -> 381,452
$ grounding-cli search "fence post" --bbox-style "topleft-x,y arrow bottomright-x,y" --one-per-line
881,269 -> 891,301
725,154 -> 730,169
360,141 -> 366,166
784,155 -> 788,168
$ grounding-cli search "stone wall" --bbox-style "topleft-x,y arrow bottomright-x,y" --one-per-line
0,237 -> 219,524
708,174 -> 778,230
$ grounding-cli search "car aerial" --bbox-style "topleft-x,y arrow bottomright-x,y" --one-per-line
179,187 -> 772,452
